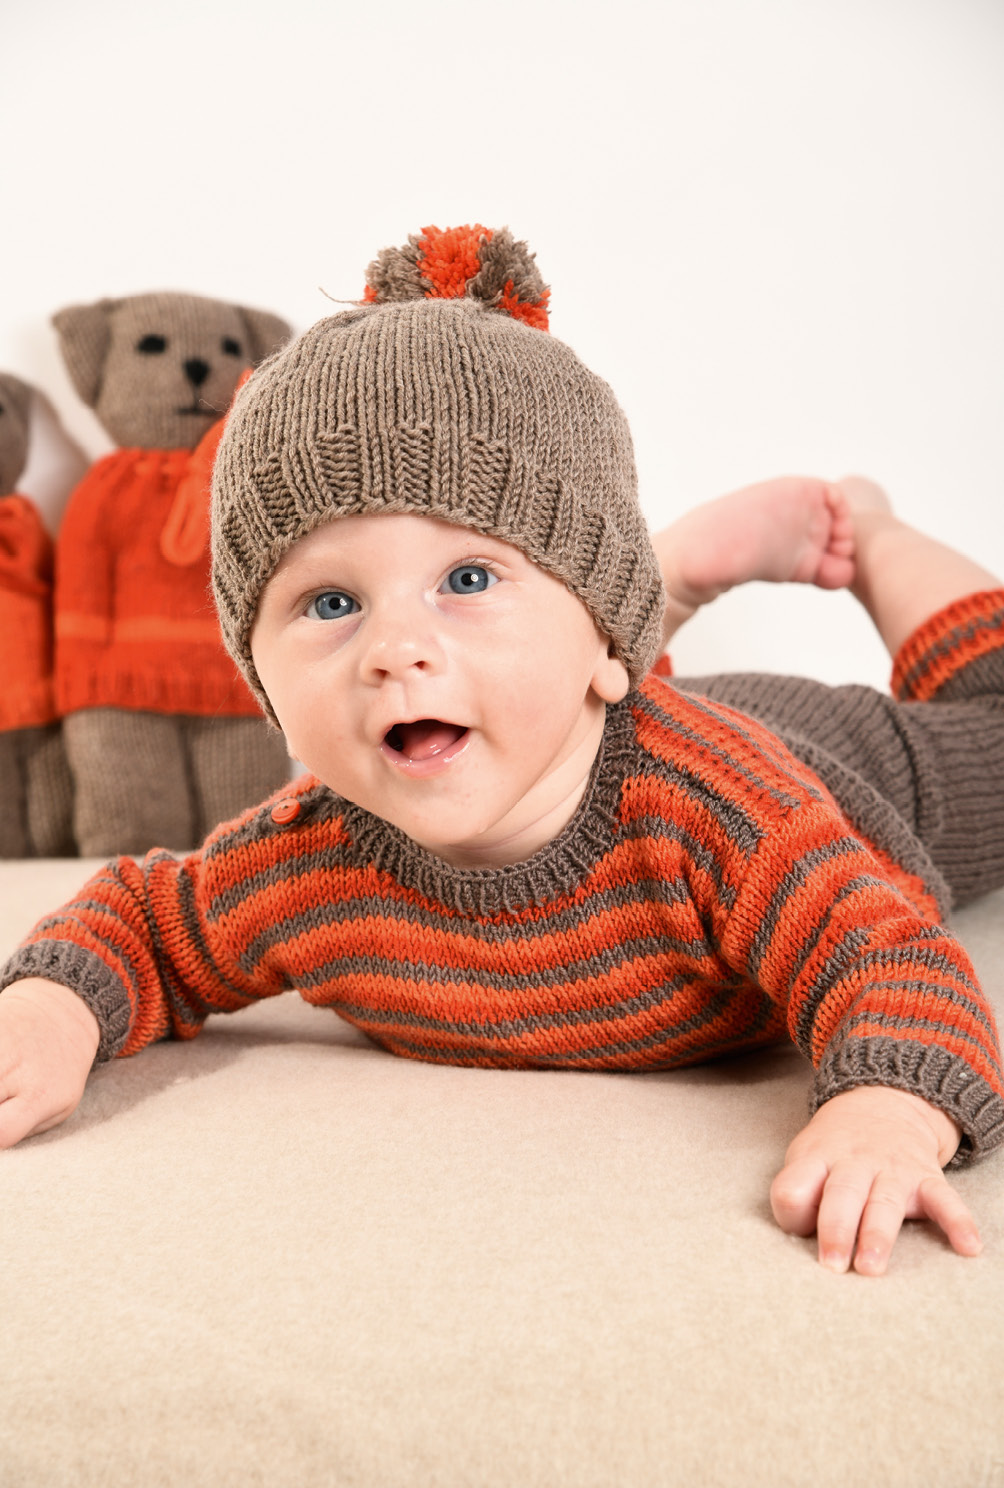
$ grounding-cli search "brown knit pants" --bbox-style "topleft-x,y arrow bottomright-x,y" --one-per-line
0,725 -> 75,858
675,646 -> 1004,910
63,709 -> 291,857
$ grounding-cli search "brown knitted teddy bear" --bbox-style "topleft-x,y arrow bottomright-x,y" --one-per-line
0,373 -> 74,857
53,291 -> 293,856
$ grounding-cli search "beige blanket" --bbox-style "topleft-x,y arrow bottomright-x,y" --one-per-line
1,859 -> 1002,1488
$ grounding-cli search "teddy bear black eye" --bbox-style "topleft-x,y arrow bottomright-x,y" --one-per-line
222,337 -> 243,357
137,334 -> 167,354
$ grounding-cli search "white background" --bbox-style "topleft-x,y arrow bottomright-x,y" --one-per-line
5,0 -> 1003,689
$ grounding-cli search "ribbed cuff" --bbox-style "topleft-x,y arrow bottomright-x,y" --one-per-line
810,1035 -> 1004,1167
0,941 -> 133,1063
891,588 -> 1004,702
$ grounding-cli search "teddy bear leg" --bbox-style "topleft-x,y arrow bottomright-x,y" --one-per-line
22,723 -> 75,857
185,715 -> 291,838
63,708 -> 197,856
0,731 -> 31,858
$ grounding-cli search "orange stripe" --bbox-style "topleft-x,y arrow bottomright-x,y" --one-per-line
891,588 -> 1004,700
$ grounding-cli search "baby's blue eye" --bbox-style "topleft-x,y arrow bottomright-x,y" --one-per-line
445,565 -> 496,595
308,591 -> 358,621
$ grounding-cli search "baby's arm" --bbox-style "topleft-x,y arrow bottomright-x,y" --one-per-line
0,813 -> 302,1146
770,1086 -> 982,1275
708,791 -> 1002,1273
0,978 -> 100,1147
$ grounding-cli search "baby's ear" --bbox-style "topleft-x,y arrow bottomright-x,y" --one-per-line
236,306 -> 292,365
51,299 -> 121,408
592,641 -> 631,704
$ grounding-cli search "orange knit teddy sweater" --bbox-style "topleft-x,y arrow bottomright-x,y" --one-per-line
54,433 -> 259,718
0,495 -> 57,730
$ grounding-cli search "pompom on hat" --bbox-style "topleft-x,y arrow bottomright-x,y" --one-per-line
211,225 -> 665,716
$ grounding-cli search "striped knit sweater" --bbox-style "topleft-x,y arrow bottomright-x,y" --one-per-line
4,596 -> 1003,1163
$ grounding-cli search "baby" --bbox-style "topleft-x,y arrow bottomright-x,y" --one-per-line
1,225 -> 1002,1279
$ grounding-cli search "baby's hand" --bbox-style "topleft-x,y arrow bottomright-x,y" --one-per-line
0,979 -> 100,1148
769,1086 -> 982,1275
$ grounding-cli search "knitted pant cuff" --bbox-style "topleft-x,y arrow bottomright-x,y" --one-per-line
892,588 -> 1004,702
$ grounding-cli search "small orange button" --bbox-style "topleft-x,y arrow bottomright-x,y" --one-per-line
270,798 -> 301,825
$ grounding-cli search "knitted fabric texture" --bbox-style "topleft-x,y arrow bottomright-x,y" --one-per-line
892,588 -> 1004,701
0,373 -> 33,496
0,496 -> 57,730
52,293 -> 292,452
0,723 -> 74,858
55,446 -> 260,717
211,228 -> 665,713
364,223 -> 551,330
5,594 -> 1003,1166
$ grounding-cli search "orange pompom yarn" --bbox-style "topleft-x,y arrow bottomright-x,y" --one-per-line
413,223 -> 490,299
363,223 -> 551,332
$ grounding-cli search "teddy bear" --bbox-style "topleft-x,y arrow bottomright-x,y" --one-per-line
0,372 -> 74,857
52,291 -> 294,856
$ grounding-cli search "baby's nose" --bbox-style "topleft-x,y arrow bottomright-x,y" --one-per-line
362,607 -> 445,680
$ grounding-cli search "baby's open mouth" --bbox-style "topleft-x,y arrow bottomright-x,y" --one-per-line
383,720 -> 469,763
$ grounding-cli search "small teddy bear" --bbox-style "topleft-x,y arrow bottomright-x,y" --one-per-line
53,291 -> 293,856
0,373 -> 74,857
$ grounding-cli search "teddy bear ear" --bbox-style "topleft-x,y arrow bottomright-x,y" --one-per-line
0,372 -> 34,431
51,299 -> 121,408
235,307 -> 292,366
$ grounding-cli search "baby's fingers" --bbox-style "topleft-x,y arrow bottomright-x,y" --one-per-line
830,1171 -> 981,1277
770,1155 -> 828,1238
915,1174 -> 983,1259
814,1162 -> 882,1273
848,1182 -> 909,1276
0,1090 -> 53,1150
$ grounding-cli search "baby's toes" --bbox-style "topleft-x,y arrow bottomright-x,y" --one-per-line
814,550 -> 856,591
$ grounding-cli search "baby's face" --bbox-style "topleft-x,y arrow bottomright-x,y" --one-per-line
250,512 -> 629,867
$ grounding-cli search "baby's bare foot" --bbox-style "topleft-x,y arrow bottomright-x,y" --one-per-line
652,476 -> 857,644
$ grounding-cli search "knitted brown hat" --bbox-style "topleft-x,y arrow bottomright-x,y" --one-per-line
212,225 -> 665,712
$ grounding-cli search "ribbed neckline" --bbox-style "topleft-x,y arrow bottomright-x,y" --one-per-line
323,698 -> 640,916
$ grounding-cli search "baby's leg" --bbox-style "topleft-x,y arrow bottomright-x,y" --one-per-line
653,473 -> 1002,659
652,476 -> 856,648
673,479 -> 1004,905
842,476 -> 1002,657
679,648 -> 1004,909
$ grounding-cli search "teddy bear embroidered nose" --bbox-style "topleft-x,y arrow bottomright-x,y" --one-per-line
184,359 -> 210,388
